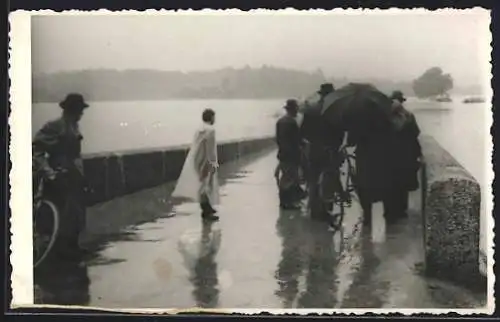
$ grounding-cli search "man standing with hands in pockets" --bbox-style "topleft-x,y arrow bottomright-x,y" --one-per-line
275,99 -> 306,210
173,109 -> 220,221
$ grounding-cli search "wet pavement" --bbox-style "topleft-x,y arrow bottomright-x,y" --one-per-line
34,150 -> 487,309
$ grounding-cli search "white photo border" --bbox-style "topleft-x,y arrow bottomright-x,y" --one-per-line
8,8 -> 495,315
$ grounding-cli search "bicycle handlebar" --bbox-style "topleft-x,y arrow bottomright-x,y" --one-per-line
35,167 -> 72,195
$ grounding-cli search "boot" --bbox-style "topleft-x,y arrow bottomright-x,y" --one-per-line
383,198 -> 401,224
200,202 -> 219,221
279,189 -> 300,209
362,205 -> 372,227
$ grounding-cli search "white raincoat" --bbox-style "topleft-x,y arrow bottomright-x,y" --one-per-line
172,122 -> 220,206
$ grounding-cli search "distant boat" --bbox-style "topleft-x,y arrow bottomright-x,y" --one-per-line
433,93 -> 452,103
463,97 -> 486,104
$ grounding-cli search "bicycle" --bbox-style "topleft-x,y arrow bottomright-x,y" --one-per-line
33,172 -> 62,268
318,145 -> 357,231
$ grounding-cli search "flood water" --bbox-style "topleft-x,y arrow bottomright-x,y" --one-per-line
32,97 -> 492,256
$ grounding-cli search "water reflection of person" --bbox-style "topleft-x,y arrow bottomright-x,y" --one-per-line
274,209 -> 308,308
34,259 -> 90,305
296,223 -> 341,308
341,230 -> 389,308
188,221 -> 221,308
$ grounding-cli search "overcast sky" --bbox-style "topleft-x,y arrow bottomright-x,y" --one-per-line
31,10 -> 490,86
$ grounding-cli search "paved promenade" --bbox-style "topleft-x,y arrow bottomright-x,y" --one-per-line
34,149 -> 486,309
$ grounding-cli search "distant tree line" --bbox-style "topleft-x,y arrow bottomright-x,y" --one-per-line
32,66 -> 478,103
33,66 -> 327,102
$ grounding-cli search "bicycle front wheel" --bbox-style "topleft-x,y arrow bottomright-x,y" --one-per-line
344,155 -> 358,196
33,199 -> 59,268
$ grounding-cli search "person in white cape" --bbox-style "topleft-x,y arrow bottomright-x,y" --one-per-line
172,109 -> 220,221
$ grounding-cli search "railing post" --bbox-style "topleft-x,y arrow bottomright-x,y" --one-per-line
420,135 -> 483,290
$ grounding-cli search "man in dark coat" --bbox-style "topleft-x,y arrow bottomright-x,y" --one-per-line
349,129 -> 392,227
348,90 -> 422,226
33,93 -> 91,261
383,90 -> 422,220
275,99 -> 305,209
300,83 -> 345,222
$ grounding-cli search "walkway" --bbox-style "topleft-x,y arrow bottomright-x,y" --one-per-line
34,149 -> 486,309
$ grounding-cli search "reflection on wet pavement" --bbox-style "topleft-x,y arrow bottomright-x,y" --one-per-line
178,221 -> 221,308
342,210 -> 486,309
34,150 -> 487,309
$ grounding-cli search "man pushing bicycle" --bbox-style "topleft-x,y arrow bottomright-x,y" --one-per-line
300,83 -> 346,228
32,93 -> 91,262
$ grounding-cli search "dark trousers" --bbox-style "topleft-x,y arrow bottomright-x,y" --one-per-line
358,187 -> 409,224
43,172 -> 87,257
277,162 -> 304,206
307,164 -> 330,221
383,188 -> 409,218
357,187 -> 374,224
200,193 -> 218,218
306,145 -> 343,222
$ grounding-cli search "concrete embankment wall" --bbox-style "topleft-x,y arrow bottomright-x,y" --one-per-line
82,136 -> 275,206
420,135 -> 485,290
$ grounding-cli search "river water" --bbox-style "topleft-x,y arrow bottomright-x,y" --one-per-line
32,97 -> 492,256
32,100 -> 283,155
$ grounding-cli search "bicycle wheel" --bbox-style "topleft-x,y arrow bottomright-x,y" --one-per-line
344,155 -> 358,195
328,200 -> 345,231
33,199 -> 59,268
319,170 -> 345,231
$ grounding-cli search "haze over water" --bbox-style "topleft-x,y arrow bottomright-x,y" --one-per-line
32,96 -> 491,259
31,97 -> 488,186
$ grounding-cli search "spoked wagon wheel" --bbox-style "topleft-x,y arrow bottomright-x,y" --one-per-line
33,199 -> 59,268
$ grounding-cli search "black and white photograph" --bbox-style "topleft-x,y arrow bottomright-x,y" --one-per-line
8,9 -> 493,313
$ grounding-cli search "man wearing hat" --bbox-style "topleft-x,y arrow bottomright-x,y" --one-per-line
275,99 -> 306,209
300,83 -> 345,225
33,93 -> 91,261
317,83 -> 335,97
382,90 -> 422,222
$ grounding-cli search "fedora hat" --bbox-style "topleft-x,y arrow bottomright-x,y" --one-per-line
317,83 -> 335,95
59,93 -> 89,110
283,99 -> 299,110
390,90 -> 407,102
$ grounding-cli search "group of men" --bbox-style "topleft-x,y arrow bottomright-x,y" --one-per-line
275,83 -> 342,219
32,83 -> 421,263
275,83 -> 422,228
